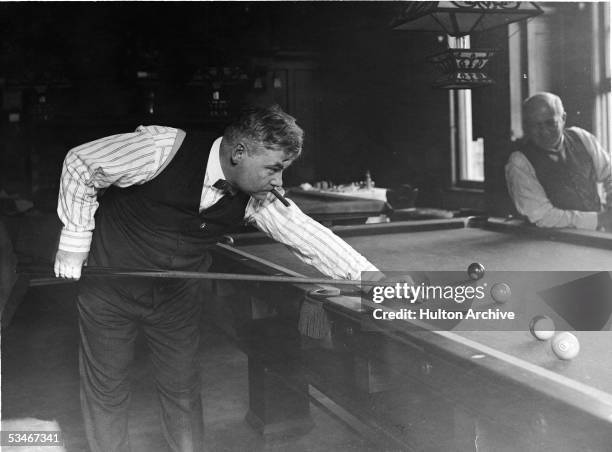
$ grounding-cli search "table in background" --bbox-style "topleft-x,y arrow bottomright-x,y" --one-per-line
210,218 -> 612,451
285,188 -> 391,226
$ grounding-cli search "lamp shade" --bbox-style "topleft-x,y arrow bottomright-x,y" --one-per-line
392,2 -> 543,37
428,48 -> 496,89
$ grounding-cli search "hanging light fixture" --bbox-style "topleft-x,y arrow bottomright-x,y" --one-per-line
428,46 -> 496,89
391,2 -> 543,37
391,2 -> 543,89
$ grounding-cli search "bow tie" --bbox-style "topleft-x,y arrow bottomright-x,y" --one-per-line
213,179 -> 239,196
542,149 -> 565,162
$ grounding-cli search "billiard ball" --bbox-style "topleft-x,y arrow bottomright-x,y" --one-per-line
551,332 -> 580,360
529,315 -> 555,341
467,262 -> 485,280
490,282 -> 511,303
220,235 -> 235,245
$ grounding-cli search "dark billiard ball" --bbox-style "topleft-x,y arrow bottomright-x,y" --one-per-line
220,235 -> 235,245
467,262 -> 485,280
490,282 -> 511,303
529,315 -> 555,341
551,332 -> 580,360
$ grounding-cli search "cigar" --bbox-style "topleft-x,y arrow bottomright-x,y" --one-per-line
271,187 -> 290,207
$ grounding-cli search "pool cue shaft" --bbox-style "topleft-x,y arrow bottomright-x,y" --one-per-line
22,266 -> 391,288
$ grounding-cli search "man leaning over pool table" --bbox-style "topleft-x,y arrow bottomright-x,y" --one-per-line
53,104 -> 386,452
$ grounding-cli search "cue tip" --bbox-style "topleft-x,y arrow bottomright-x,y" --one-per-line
271,188 -> 290,207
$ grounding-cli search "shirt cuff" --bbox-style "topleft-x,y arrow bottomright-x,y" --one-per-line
58,228 -> 93,253
575,212 -> 599,230
347,260 -> 381,280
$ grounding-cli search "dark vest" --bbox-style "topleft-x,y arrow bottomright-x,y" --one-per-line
89,130 -> 250,271
522,128 -> 601,212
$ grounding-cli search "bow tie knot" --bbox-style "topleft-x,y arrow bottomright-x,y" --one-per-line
542,149 -> 565,163
213,179 -> 239,196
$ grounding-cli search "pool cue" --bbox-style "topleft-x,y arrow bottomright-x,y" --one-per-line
20,266 -> 393,288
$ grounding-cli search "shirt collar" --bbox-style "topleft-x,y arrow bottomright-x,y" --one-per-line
531,133 -> 566,161
204,137 -> 225,186
556,133 -> 565,152
553,133 -> 566,161
203,136 -> 273,207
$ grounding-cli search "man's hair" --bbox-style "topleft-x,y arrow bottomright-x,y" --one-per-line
523,92 -> 565,118
224,104 -> 304,157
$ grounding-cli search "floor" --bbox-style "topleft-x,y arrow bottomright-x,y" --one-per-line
1,284 -> 378,452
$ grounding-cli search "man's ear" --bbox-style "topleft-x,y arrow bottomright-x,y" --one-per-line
561,111 -> 567,125
231,143 -> 246,165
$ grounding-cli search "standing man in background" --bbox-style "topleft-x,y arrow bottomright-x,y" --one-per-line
55,105 -> 380,452
506,92 -> 612,230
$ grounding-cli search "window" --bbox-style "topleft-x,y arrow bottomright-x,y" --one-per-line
449,36 -> 485,187
592,1 -> 611,151
508,11 -> 555,141
508,3 -> 610,147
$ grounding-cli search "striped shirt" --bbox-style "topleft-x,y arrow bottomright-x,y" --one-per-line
58,125 -> 379,280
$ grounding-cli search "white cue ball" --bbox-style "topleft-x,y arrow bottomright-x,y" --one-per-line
551,332 -> 580,360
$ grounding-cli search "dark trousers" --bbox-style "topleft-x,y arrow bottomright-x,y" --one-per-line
77,279 -> 204,452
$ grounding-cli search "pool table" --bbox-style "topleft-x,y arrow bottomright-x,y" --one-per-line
209,218 -> 612,451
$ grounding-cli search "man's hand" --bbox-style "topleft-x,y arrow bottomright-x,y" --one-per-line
360,271 -> 386,297
597,209 -> 612,232
361,272 -> 423,302
54,249 -> 89,280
